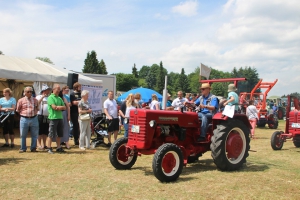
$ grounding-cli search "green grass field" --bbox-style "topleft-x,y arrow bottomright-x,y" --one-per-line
0,120 -> 299,200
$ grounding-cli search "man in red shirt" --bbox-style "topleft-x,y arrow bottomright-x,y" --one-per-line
16,86 -> 39,152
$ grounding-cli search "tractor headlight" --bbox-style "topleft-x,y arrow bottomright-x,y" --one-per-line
149,120 -> 156,127
124,118 -> 129,124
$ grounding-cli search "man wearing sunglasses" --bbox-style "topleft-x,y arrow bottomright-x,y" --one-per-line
16,86 -> 39,152
194,83 -> 219,142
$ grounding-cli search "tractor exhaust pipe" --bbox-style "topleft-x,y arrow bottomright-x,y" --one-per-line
162,76 -> 168,110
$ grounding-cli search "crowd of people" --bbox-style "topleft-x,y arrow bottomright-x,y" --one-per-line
0,82 -> 113,153
0,81 -> 263,152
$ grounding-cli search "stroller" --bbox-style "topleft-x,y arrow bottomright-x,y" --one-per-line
90,113 -> 111,148
0,112 -> 11,128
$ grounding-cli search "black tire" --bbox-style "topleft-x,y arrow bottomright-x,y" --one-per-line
293,135 -> 300,148
268,120 -> 278,129
210,119 -> 250,171
271,131 -> 284,150
257,119 -> 266,128
152,143 -> 184,182
109,137 -> 137,170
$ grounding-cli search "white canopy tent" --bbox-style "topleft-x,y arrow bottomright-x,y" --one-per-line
0,55 -> 102,97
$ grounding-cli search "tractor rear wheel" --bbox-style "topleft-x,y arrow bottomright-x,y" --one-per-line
109,137 -> 137,169
152,143 -> 184,182
293,135 -> 300,148
270,131 -> 284,150
210,119 -> 250,171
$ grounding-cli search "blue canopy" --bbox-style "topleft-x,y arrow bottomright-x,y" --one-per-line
117,88 -> 162,103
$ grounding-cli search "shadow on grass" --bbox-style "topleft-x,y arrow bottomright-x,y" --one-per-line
240,161 -> 269,172
0,157 -> 30,165
183,159 -> 217,175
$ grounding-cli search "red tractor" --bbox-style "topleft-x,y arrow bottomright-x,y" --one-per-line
239,79 -> 278,129
109,78 -> 251,182
271,95 -> 300,150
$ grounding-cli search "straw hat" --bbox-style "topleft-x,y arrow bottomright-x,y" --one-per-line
200,83 -> 211,89
228,84 -> 237,92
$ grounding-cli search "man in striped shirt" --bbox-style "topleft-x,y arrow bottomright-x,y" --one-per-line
16,86 -> 39,153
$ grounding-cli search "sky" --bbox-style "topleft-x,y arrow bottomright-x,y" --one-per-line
0,0 -> 299,96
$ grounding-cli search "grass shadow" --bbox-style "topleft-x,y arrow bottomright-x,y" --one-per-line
241,161 -> 270,172
182,159 -> 218,175
0,157 -> 30,165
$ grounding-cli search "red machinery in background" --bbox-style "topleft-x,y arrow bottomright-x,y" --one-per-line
271,95 -> 300,150
239,79 -> 278,129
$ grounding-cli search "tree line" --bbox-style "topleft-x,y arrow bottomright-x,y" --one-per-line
0,49 -> 296,98
80,50 -> 262,97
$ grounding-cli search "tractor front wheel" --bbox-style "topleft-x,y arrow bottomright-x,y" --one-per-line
152,143 -> 184,182
210,119 -> 250,171
109,137 -> 137,169
270,131 -> 284,150
268,120 -> 278,129
293,135 -> 300,148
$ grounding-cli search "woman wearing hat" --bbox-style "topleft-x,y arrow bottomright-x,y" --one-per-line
36,84 -> 51,150
224,84 -> 239,111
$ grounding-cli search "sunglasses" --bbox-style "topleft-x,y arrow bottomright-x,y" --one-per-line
200,88 -> 207,91
26,91 -> 33,93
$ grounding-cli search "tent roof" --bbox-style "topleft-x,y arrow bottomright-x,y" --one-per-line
0,55 -> 102,86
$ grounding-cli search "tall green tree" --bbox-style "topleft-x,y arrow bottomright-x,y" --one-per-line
155,61 -> 165,93
231,66 -> 260,93
82,50 -> 100,73
175,68 -> 189,93
145,67 -> 157,89
36,57 -> 54,64
167,72 -> 179,95
132,63 -> 138,78
99,59 -> 108,74
187,67 -> 200,93
115,73 -> 138,91
139,65 -> 150,79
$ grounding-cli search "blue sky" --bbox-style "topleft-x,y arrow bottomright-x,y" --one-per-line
1,0 -> 299,96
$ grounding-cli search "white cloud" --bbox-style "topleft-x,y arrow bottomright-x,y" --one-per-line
0,0 -> 299,96
172,1 -> 198,17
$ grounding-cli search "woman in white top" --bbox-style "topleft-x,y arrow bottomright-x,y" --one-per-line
149,94 -> 160,110
246,100 -> 258,138
124,94 -> 137,137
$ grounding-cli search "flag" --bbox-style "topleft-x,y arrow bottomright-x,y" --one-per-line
200,63 -> 211,79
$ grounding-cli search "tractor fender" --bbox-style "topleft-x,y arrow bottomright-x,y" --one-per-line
212,112 -> 252,130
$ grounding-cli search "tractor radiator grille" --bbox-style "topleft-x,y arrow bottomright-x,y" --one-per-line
128,115 -> 150,149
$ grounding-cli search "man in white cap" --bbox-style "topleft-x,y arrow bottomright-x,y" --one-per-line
194,83 -> 219,142
36,84 -> 51,150
223,83 -> 239,111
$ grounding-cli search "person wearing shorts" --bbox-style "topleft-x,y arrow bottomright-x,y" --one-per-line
47,84 -> 66,154
36,84 -> 51,150
103,90 -> 119,146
